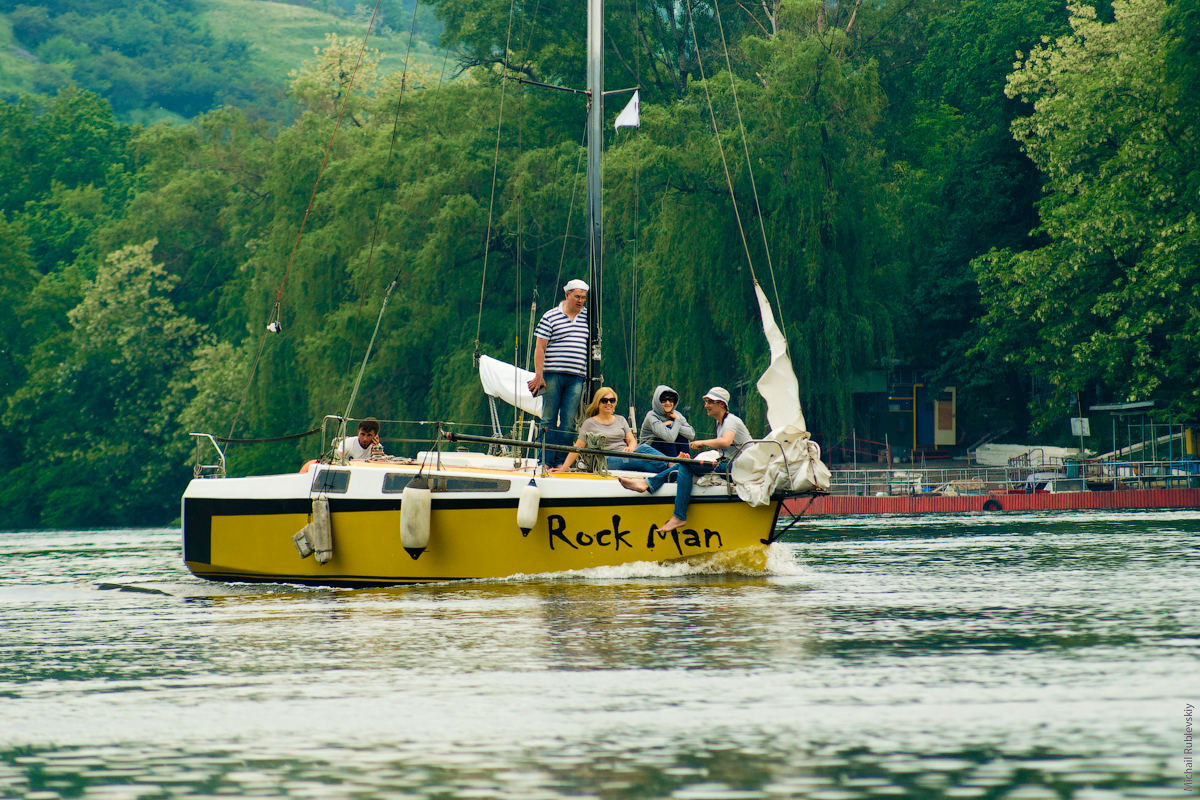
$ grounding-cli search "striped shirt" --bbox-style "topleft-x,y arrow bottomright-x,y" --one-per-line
535,305 -> 588,377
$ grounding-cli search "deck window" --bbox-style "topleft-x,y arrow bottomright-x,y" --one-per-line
312,469 -> 350,494
383,474 -> 511,493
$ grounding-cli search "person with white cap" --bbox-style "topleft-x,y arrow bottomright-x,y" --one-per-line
617,386 -> 751,532
528,279 -> 590,466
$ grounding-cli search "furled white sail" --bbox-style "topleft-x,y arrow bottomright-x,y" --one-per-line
478,355 -> 544,418
731,284 -> 831,505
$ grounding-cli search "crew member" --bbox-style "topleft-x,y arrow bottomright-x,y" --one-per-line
527,279 -> 589,466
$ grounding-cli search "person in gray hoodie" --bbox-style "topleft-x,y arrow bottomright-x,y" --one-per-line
638,385 -> 695,457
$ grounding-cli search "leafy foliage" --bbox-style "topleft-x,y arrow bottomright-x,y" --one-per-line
2,0 -> 261,117
2,241 -> 204,528
973,0 -> 1200,428
2,0 -> 1199,528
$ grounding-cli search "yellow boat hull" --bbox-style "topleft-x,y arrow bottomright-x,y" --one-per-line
183,462 -> 782,586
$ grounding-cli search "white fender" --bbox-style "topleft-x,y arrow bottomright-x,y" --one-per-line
292,497 -> 332,562
400,477 -> 432,559
311,498 -> 333,564
516,479 -> 541,536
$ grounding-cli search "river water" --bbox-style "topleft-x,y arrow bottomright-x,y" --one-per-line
0,511 -> 1195,799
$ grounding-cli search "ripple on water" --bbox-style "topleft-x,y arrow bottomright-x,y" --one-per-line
0,517 -> 1195,797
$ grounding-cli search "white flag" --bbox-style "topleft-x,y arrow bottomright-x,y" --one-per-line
614,91 -> 639,130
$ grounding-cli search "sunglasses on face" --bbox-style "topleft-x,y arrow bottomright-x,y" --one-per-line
662,396 -> 677,404
600,397 -> 617,404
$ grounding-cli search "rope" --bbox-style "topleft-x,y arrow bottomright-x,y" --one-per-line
342,0 -> 427,384
554,123 -> 590,292
228,2 -> 383,439
684,0 -> 757,290
339,277 -> 399,445
709,0 -> 786,336
214,427 -> 321,444
276,2 -> 384,313
473,0 -> 521,360
227,325 -> 271,439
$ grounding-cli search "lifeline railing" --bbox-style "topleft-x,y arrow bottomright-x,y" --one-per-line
189,433 -> 227,479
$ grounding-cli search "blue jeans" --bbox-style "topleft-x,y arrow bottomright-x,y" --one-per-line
644,460 -> 731,522
606,444 -> 667,473
540,371 -> 585,466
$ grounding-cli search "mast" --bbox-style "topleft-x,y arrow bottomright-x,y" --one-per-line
585,0 -> 603,399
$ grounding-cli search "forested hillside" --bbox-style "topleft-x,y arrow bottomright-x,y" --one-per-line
1,0 -> 1197,528
0,0 -> 443,122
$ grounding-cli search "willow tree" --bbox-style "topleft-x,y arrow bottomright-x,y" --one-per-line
973,0 -> 1200,427
605,8 -> 903,437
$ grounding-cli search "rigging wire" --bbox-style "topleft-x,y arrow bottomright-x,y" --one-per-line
708,0 -> 786,334
683,0 -> 758,290
554,123 -> 590,293
228,1 -> 384,440
472,0 -> 522,364
341,0 -> 428,390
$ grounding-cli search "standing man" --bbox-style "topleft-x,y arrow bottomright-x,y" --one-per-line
528,279 -> 589,466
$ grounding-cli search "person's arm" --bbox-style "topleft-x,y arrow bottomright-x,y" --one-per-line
692,425 -> 736,452
550,436 -> 587,472
527,337 -> 548,394
675,413 -> 695,442
648,414 -> 677,442
622,429 -> 637,452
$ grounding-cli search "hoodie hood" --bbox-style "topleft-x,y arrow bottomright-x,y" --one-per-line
651,385 -> 679,418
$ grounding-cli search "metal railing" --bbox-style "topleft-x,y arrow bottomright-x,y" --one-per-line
189,433 -> 227,479
826,457 -> 1200,496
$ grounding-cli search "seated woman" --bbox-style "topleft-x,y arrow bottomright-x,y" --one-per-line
550,387 -> 664,474
639,385 -> 694,457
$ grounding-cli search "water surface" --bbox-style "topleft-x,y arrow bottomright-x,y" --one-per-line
1,511 -> 1196,798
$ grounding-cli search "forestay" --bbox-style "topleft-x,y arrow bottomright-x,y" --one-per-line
731,284 -> 832,505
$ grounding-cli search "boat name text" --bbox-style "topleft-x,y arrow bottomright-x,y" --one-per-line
546,514 -> 723,555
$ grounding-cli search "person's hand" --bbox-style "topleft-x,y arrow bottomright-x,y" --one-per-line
527,376 -> 545,395
549,464 -> 567,473
622,444 -> 635,452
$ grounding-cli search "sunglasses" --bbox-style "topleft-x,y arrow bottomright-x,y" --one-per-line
661,396 -> 678,403
600,397 -> 617,404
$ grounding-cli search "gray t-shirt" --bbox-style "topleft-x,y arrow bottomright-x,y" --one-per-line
714,412 -> 752,459
578,416 -> 633,452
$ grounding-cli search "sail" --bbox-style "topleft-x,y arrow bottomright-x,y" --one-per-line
731,284 -> 832,504
479,355 -> 544,418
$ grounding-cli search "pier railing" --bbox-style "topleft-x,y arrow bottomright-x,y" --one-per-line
827,458 -> 1200,496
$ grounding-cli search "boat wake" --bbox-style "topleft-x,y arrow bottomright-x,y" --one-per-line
497,542 -> 807,582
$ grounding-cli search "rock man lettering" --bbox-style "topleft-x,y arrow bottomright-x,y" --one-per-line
547,514 -> 631,551
645,525 -> 723,556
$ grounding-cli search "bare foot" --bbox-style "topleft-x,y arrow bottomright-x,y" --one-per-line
618,476 -> 649,493
657,516 -> 687,533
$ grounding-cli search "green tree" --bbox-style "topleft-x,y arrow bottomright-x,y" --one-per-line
0,240 -> 205,528
973,0 -> 1200,428
892,0 -> 1067,437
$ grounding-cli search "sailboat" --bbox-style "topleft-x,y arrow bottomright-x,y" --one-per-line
180,0 -> 831,587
